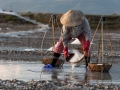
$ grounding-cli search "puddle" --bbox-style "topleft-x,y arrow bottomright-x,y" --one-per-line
0,60 -> 120,85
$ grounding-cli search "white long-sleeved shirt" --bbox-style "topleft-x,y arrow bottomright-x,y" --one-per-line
61,18 -> 91,47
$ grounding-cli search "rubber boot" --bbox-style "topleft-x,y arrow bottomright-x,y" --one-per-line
85,56 -> 90,68
51,52 -> 60,67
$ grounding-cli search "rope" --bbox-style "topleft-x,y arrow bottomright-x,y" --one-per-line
89,17 -> 102,50
55,17 -> 65,67
101,21 -> 104,64
97,33 -> 102,63
52,18 -> 61,51
52,21 -> 56,51
105,24 -> 114,64
89,17 -> 102,63
52,16 -> 65,67
40,31 -> 47,63
40,15 -> 64,67
40,17 -> 52,64
89,16 -> 113,64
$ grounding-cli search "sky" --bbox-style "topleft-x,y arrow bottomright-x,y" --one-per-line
0,0 -> 120,15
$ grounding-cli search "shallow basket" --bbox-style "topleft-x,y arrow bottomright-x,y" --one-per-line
43,58 -> 64,67
88,63 -> 112,72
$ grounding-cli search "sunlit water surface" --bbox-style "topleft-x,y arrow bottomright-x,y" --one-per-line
0,60 -> 120,85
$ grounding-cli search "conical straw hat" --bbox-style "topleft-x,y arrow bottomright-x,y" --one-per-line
60,10 -> 85,27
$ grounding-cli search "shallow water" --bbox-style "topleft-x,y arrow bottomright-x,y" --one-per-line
0,23 -> 120,87
0,60 -> 120,85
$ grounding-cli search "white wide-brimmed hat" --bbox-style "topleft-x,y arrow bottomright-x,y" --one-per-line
60,10 -> 85,27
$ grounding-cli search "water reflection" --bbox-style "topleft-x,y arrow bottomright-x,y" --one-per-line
41,68 -> 67,83
88,72 -> 111,80
0,60 -> 120,84
41,67 -> 112,84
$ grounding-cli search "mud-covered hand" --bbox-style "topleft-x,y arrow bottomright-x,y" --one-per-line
64,47 -> 70,57
84,40 -> 90,52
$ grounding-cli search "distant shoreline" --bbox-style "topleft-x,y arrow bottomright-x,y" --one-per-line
0,12 -> 120,29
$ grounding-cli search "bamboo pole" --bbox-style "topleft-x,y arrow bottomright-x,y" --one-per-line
101,16 -> 104,64
51,15 -> 56,51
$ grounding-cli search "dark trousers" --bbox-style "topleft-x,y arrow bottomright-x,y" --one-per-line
85,56 -> 90,67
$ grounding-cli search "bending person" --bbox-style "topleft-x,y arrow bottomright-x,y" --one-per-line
44,10 -> 92,68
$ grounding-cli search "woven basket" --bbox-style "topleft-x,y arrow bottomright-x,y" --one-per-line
88,63 -> 112,72
43,58 -> 64,67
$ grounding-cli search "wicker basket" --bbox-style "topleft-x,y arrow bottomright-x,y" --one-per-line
43,58 -> 64,67
88,63 -> 112,72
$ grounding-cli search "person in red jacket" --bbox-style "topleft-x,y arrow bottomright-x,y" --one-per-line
44,10 -> 91,68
